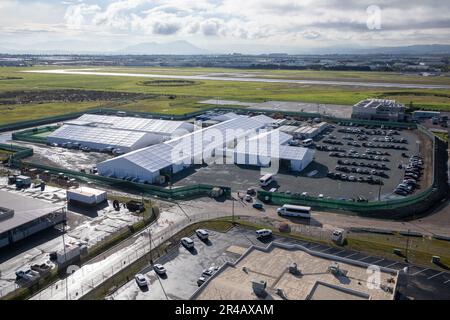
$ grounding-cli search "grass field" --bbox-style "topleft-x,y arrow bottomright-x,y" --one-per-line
48,66 -> 450,85
0,66 -> 449,125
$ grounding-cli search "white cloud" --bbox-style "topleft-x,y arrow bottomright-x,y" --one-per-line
0,0 -> 449,49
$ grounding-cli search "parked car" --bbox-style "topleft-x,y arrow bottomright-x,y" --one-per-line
252,203 -> 264,210
197,276 -> 207,286
135,274 -> 148,287
244,194 -> 253,202
181,237 -> 195,249
256,229 -> 272,239
196,229 -> 209,240
15,269 -> 39,282
153,264 -> 166,276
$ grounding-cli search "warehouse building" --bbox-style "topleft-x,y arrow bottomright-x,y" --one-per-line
0,191 -> 66,249
294,122 -> 329,139
97,115 -> 276,183
48,114 -> 194,153
352,99 -> 405,122
48,125 -> 156,153
192,242 -> 398,300
234,130 -> 315,171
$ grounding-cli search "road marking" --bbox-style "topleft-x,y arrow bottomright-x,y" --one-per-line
358,256 -> 372,262
385,262 -> 399,268
372,259 -> 385,265
309,244 -> 322,250
335,250 -> 346,255
344,253 -> 358,259
412,268 -> 429,276
444,280 -> 450,284
320,247 -> 333,253
427,271 -> 444,280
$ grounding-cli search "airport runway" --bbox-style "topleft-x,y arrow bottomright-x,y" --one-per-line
24,69 -> 450,89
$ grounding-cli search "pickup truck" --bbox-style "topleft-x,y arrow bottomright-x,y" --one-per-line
15,269 -> 40,282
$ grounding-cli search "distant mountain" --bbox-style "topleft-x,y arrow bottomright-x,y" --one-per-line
119,41 -> 208,55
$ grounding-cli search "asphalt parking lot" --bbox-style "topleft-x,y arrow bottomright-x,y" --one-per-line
110,227 -> 450,300
173,124 -> 425,201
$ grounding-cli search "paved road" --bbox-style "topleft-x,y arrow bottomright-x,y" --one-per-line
24,69 -> 450,89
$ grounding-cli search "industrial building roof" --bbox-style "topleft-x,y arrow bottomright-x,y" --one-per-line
49,125 -> 149,148
192,243 -> 398,300
235,130 -> 294,158
0,190 -> 64,234
353,99 -> 404,111
66,114 -> 193,135
99,115 -> 274,174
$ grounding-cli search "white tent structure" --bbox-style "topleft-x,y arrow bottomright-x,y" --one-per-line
48,125 -> 156,153
234,129 -> 314,171
97,115 -> 275,183
48,114 -> 195,152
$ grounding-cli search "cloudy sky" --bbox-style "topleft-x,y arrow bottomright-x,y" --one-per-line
1,0 -> 449,53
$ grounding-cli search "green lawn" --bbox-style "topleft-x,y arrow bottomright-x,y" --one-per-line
0,66 -> 449,125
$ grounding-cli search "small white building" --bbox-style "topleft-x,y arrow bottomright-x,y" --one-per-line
67,187 -> 107,206
352,99 -> 405,122
234,129 -> 314,172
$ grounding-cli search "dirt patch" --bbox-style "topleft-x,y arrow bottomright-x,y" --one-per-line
0,90 -> 152,105
138,80 -> 199,87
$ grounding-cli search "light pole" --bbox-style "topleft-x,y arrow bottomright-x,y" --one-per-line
404,229 -> 411,263
232,195 -> 235,225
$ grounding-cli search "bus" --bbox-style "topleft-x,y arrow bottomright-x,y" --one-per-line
277,204 -> 311,218
259,174 -> 275,187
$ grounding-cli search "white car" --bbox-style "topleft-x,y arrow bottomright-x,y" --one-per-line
153,264 -> 166,275
181,237 -> 195,249
197,276 -> 207,286
256,229 -> 272,239
196,229 -> 209,240
202,267 -> 216,277
135,274 -> 148,287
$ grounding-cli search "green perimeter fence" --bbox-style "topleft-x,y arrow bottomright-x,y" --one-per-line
2,150 -> 230,200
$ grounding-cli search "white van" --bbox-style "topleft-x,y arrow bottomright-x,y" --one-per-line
277,204 -> 311,218
301,139 -> 314,147
260,174 -> 275,187
256,229 -> 272,238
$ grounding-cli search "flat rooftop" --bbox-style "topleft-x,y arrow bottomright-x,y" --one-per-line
0,190 -> 64,234
193,244 -> 397,300
68,186 -> 106,197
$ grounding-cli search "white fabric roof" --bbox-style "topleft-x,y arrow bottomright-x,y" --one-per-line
68,114 -> 193,135
98,115 -> 270,174
49,125 -> 148,148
